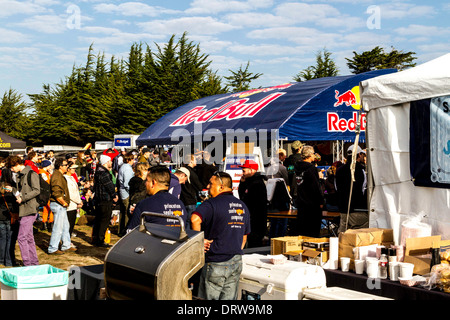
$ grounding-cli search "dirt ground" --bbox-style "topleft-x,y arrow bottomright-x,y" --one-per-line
10,215 -> 120,271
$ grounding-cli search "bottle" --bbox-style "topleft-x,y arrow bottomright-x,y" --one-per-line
430,248 -> 441,269
379,254 -> 388,279
105,228 -> 111,244
388,247 -> 397,263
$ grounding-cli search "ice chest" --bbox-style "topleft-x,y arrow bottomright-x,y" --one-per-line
237,254 -> 326,300
303,287 -> 392,300
0,264 -> 69,300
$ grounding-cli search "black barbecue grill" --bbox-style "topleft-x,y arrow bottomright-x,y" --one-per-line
104,212 -> 205,300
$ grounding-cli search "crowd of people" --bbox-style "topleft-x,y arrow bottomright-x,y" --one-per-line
0,140 -> 367,300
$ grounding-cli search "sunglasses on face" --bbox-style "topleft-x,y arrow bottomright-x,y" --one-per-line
213,171 -> 223,185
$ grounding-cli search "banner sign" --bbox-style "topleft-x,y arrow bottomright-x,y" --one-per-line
410,96 -> 450,189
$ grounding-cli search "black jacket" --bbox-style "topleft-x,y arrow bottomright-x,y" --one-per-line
335,157 -> 367,213
238,172 -> 268,217
94,165 -> 117,203
180,165 -> 203,206
293,161 -> 324,208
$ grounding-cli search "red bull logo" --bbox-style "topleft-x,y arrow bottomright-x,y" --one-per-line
333,86 -> 361,110
327,112 -> 366,132
170,92 -> 285,127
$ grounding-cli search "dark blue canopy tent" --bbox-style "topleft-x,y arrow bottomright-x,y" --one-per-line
137,69 -> 396,146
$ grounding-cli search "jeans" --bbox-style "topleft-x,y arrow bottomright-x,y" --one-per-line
198,254 -> 243,300
48,202 -> 71,253
18,214 -> 39,265
0,220 -> 12,266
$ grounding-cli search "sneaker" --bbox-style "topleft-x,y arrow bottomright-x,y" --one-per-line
64,247 -> 77,252
48,250 -> 64,255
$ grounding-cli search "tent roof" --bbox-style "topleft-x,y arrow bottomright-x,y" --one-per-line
137,69 -> 395,146
0,131 -> 26,150
361,53 -> 450,110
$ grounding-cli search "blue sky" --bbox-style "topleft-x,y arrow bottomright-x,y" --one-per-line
1,0 -> 450,102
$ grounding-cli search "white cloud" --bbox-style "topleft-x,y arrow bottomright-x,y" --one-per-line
78,32 -> 164,47
93,2 -> 180,17
379,3 -> 436,19
224,12 -> 292,28
395,24 -> 450,37
82,26 -> 122,34
186,0 -> 274,15
138,17 -> 239,35
15,15 -> 68,34
228,44 -> 305,56
0,28 -> 30,43
0,0 -> 49,17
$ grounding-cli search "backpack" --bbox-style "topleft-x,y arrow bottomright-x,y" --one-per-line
27,171 -> 51,207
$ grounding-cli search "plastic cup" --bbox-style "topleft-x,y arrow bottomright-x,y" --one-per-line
399,262 -> 414,278
354,259 -> 365,274
389,262 -> 400,281
366,259 -> 379,278
340,257 -> 351,272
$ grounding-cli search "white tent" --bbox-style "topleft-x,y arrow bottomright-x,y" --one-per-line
360,53 -> 450,245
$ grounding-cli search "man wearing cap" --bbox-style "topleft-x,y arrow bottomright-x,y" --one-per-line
39,160 -> 53,231
191,171 -> 250,300
284,141 -> 303,193
238,159 -> 267,247
169,167 -> 190,199
292,146 -> 325,237
92,154 -> 118,247
335,144 -> 368,233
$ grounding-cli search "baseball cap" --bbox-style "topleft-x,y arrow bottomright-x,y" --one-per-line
291,140 -> 303,150
41,160 -> 52,168
239,159 -> 259,171
347,144 -> 366,154
177,167 -> 191,183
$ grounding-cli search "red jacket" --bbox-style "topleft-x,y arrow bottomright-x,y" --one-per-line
24,160 -> 39,174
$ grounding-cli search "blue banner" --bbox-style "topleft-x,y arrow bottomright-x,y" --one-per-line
137,69 -> 396,146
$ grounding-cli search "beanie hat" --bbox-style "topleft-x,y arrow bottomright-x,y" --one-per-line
100,154 -> 111,166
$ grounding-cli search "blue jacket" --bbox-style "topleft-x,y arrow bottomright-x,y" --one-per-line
118,163 -> 134,200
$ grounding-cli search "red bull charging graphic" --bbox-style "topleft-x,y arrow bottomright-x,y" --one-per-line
328,86 -> 366,132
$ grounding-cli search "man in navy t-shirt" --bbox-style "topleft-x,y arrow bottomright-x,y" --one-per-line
126,166 -> 188,231
191,171 -> 250,300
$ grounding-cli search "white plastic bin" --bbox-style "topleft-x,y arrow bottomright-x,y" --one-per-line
238,254 -> 326,300
303,287 -> 392,300
0,264 -> 68,300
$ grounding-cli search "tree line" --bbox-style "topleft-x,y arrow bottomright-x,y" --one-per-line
0,32 -> 416,147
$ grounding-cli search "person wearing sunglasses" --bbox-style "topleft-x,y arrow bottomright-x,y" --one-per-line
191,171 -> 250,300
48,157 -> 76,255
237,159 -> 268,248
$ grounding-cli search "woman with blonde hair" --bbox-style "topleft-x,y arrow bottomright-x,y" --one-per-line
128,162 -> 150,215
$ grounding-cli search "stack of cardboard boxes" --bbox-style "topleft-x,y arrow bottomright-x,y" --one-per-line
338,228 -> 394,271
271,236 -> 330,266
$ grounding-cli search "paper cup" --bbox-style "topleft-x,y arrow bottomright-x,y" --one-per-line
399,262 -> 414,278
389,262 -> 400,281
354,259 -> 365,274
366,259 -> 379,278
340,257 -> 350,272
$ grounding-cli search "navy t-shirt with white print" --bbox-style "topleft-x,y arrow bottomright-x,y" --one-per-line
193,192 -> 251,263
127,190 -> 188,230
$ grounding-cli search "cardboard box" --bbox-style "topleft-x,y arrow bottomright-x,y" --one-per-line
283,250 -> 303,262
271,236 -> 304,255
303,237 -> 330,250
404,235 -> 441,275
302,249 -> 329,266
339,228 -> 393,247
